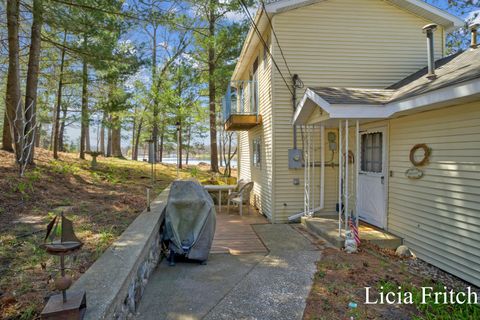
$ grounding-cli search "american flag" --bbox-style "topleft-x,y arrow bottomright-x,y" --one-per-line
349,216 -> 361,245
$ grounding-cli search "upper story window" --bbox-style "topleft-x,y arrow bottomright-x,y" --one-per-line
253,137 -> 261,168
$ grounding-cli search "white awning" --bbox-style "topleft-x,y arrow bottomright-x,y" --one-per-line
293,88 -> 389,126
293,78 -> 480,126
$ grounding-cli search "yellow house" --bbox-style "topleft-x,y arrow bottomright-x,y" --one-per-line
224,0 -> 480,286
293,45 -> 480,287
226,0 -> 462,221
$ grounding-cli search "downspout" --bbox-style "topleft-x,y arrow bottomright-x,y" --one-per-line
338,121 -> 343,237
355,120 -> 360,228
344,120 -> 349,234
320,125 -> 325,210
292,74 -> 298,149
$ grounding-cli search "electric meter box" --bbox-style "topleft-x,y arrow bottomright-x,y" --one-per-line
288,149 -> 303,169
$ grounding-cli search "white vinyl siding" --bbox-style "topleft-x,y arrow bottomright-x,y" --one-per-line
237,27 -> 274,219
388,101 -> 480,287
270,0 -> 444,222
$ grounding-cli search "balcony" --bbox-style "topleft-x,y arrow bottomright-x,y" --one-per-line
223,80 -> 262,131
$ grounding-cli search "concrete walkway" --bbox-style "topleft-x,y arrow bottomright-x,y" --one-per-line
134,224 -> 322,320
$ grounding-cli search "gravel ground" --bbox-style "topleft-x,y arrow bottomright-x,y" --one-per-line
405,257 -> 480,293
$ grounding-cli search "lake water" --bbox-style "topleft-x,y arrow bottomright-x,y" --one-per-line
149,157 -> 237,168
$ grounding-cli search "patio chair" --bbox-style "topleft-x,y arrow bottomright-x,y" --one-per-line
227,182 -> 254,216
226,179 -> 246,199
233,179 -> 245,192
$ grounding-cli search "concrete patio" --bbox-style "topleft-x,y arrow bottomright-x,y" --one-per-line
134,208 -> 323,320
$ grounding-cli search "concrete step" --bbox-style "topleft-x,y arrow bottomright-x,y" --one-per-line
301,216 -> 344,248
301,216 -> 403,250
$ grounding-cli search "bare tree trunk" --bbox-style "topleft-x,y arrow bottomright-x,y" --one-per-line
219,129 -> 224,167
106,115 -> 112,157
178,121 -> 183,169
58,96 -> 67,152
50,108 -> 56,150
100,111 -> 105,155
35,122 -> 41,148
85,122 -> 91,152
185,126 -> 191,165
58,109 -> 66,151
159,126 -> 164,163
208,5 -> 218,172
133,117 -> 143,161
24,0 -> 43,164
151,26 -> 159,163
4,0 -> 22,160
80,34 -> 88,159
131,108 -> 136,159
53,31 -> 66,159
2,112 -> 13,152
111,114 -> 122,157
224,132 -> 237,177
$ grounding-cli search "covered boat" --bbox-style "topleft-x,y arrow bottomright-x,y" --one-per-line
163,180 -> 216,264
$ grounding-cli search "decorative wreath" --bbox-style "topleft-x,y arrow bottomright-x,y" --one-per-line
409,144 -> 431,166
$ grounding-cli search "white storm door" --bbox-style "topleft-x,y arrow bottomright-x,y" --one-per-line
358,127 -> 387,229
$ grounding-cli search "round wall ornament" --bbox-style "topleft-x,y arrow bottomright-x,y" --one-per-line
409,143 -> 431,166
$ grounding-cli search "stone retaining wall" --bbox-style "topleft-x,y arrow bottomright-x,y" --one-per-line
69,186 -> 170,319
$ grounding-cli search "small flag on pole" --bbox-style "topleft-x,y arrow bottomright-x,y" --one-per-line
349,216 -> 361,245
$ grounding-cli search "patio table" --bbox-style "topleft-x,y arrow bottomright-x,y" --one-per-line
204,184 -> 236,212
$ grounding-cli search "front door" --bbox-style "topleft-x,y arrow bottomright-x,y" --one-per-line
358,127 -> 387,228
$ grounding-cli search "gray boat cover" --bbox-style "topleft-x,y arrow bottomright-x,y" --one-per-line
163,180 -> 216,261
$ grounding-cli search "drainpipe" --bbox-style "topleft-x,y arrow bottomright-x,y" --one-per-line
344,120 -> 349,234
355,120 -> 359,228
320,125 -> 325,210
338,120 -> 342,237
423,23 -> 438,80
292,74 -> 299,149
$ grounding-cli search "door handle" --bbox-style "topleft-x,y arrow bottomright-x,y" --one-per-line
381,176 -> 385,185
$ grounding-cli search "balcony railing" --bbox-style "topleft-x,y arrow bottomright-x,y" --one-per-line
223,80 -> 262,131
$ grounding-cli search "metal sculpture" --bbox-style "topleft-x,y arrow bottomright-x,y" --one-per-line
40,211 -> 86,319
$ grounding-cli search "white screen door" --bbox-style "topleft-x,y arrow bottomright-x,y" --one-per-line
358,127 -> 387,228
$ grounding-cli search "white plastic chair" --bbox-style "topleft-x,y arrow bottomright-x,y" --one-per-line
227,182 -> 254,216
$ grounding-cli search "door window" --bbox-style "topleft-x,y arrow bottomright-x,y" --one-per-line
361,132 -> 383,173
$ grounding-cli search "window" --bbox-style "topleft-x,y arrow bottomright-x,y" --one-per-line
253,138 -> 261,168
361,132 -> 383,173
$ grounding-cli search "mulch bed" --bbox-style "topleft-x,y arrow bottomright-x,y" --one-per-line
303,243 -> 480,320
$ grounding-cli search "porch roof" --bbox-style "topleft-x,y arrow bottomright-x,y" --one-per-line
293,48 -> 480,126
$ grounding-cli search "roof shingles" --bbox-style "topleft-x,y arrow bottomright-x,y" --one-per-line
307,49 -> 480,105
